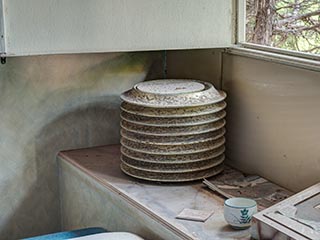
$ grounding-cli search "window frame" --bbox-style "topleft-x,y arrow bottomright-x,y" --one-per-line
234,0 -> 320,71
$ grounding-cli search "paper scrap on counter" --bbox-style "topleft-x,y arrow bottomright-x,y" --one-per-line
176,208 -> 214,222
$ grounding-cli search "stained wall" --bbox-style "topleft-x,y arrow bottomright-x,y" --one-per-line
223,54 -> 320,192
166,49 -> 320,192
2,47 -> 319,239
0,52 -> 162,239
166,49 -> 223,88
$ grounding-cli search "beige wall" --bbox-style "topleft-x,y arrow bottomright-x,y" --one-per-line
166,49 -> 320,192
2,47 -> 319,238
166,49 -> 223,89
0,52 -> 162,239
222,54 -> 320,192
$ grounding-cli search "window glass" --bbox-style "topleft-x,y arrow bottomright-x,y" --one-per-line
246,0 -> 320,54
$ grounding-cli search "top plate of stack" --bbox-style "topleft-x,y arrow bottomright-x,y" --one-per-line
121,79 -> 226,108
120,79 -> 227,182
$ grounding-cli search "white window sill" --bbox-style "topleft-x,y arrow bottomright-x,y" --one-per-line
227,44 -> 320,72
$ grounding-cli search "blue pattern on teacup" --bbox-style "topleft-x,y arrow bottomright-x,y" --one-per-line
239,208 -> 252,224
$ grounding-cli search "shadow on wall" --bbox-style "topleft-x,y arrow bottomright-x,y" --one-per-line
0,52 -> 163,239
1,100 -> 120,238
223,54 -> 320,192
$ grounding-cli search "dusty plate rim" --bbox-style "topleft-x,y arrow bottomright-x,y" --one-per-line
120,119 -> 226,136
120,101 -> 227,118
120,163 -> 224,182
120,154 -> 225,173
120,145 -> 226,164
120,110 -> 226,127
121,80 -> 227,108
121,90 -> 227,108
120,128 -> 226,145
120,137 -> 225,155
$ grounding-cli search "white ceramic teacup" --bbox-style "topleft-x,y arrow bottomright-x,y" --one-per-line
224,197 -> 257,229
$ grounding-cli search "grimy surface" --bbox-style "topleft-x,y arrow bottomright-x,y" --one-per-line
59,144 -> 253,240
223,54 -> 320,192
0,52 -> 161,239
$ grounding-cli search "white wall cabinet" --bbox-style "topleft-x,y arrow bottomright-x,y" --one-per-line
0,0 -> 234,56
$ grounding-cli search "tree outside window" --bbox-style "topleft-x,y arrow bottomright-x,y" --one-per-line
246,0 -> 320,54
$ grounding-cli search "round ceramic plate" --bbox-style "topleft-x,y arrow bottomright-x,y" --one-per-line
120,101 -> 227,118
121,154 -> 225,173
120,127 -> 226,145
120,110 -> 226,127
120,119 -> 226,136
121,145 -> 225,163
121,162 -> 224,182
121,79 -> 227,108
120,136 -> 225,155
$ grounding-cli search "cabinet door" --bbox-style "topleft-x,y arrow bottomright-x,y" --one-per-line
0,0 -> 234,56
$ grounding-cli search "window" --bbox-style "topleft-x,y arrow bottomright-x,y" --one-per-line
244,0 -> 320,55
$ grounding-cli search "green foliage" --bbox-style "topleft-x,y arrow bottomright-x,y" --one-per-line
246,0 -> 320,54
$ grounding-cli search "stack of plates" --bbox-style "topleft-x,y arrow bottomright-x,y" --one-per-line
120,79 -> 227,182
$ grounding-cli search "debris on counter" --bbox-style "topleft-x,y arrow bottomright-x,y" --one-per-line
254,183 -> 320,240
203,166 -> 293,210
